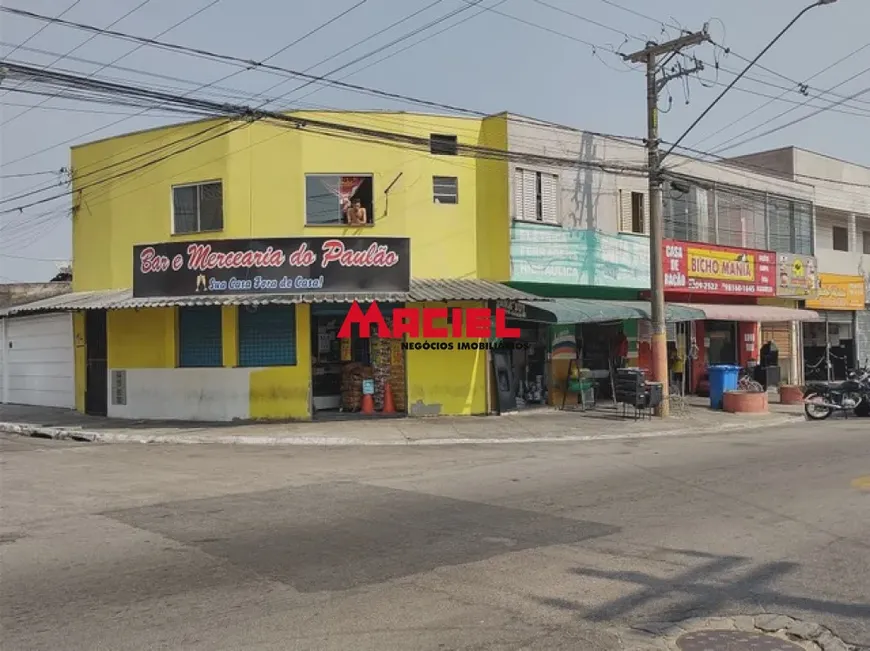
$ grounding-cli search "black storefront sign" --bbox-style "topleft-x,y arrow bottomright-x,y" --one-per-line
133,237 -> 411,298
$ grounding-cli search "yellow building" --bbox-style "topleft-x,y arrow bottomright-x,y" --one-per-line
11,111 -> 541,421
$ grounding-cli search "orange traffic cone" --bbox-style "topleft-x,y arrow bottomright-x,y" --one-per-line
360,393 -> 374,414
383,383 -> 396,414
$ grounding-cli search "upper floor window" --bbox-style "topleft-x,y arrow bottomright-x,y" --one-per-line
430,134 -> 458,156
305,174 -> 374,226
433,176 -> 458,204
863,231 -> 870,255
832,225 -> 849,251
172,181 -> 223,234
619,189 -> 647,235
515,168 -> 558,224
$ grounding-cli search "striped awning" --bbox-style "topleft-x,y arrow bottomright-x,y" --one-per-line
673,303 -> 822,322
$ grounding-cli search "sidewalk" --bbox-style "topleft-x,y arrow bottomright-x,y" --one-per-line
0,396 -> 806,446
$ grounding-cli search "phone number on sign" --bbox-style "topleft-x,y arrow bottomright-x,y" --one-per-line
687,279 -> 761,293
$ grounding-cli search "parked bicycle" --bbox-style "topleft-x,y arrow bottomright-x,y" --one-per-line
737,367 -> 765,393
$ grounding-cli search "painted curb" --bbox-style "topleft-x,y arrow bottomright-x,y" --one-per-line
0,414 -> 803,447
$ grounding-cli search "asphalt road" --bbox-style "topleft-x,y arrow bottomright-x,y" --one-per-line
1,420 -> 868,651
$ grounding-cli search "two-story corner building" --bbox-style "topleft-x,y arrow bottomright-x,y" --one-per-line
0,110 -> 547,422
501,114 -> 821,397
730,147 -> 870,380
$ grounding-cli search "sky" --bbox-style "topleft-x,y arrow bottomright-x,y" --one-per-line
1,0 -> 868,282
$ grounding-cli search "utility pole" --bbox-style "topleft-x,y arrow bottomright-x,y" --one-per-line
626,31 -> 708,417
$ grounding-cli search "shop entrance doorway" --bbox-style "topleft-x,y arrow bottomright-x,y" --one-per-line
310,304 -> 407,418
705,320 -> 738,365
504,318 -> 549,409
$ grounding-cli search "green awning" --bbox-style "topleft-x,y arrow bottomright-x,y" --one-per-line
519,299 -> 706,324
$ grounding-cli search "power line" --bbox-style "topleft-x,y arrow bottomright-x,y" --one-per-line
248,0 -> 446,105
458,0 -> 630,57
660,1 -> 838,163
688,41 -> 870,148
0,99 -> 196,118
280,0 -> 511,108
0,0 -> 158,125
0,121 -> 232,206
707,84 -> 870,157
262,0 -> 482,107
0,62 -> 651,214
0,0 -> 84,61
700,65 -> 870,156
0,5 -> 489,117
661,140 -> 870,189
1,121 -> 250,215
528,0 -> 641,44
0,170 -> 61,179
257,0 -> 369,66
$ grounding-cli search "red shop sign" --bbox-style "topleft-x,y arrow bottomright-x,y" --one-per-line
663,239 -> 775,297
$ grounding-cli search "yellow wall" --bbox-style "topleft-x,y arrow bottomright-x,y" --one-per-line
70,111 -> 516,420
71,111 -> 512,292
73,312 -> 86,412
248,304 -> 311,420
404,301 -> 489,416
107,308 -> 176,368
102,304 -> 312,420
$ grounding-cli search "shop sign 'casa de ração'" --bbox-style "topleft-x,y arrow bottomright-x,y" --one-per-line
132,237 -> 411,297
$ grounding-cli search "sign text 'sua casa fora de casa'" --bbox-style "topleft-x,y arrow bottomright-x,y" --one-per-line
132,237 -> 411,297
337,302 -> 521,339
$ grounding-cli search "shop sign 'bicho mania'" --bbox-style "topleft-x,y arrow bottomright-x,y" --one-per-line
663,239 -> 775,297
132,237 -> 410,297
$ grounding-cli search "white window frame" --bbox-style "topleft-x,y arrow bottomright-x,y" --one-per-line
432,176 -> 459,204
618,188 -> 650,235
170,180 -> 224,235
514,167 -> 559,225
304,173 -> 375,227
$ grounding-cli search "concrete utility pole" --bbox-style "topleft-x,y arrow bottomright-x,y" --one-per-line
626,31 -> 709,417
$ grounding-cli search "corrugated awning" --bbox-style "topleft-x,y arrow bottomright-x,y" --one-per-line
520,299 -> 707,324
0,279 -> 545,317
408,278 -> 540,302
673,303 -> 822,322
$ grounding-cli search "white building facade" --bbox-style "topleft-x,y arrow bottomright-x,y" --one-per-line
732,147 -> 870,378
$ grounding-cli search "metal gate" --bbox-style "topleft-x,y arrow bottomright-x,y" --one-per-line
855,309 -> 870,368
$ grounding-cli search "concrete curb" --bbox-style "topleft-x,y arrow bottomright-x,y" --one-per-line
0,414 -> 803,447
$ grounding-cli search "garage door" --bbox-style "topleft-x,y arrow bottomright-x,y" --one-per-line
2,313 -> 75,408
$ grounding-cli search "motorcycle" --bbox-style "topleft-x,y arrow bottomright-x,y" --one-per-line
803,367 -> 870,420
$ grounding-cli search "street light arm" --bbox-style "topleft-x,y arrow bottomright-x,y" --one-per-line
660,0 -> 836,164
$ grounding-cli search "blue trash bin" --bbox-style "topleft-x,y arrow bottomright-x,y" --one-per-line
708,365 -> 740,410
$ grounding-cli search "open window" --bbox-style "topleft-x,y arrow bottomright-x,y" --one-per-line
305,174 -> 374,226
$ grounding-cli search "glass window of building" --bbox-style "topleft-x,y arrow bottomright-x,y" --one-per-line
172,181 -> 223,234
305,175 -> 374,226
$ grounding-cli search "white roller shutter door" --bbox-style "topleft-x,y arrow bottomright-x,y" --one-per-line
2,313 -> 75,408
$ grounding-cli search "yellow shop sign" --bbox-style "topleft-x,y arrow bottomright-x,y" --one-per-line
806,273 -> 865,310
